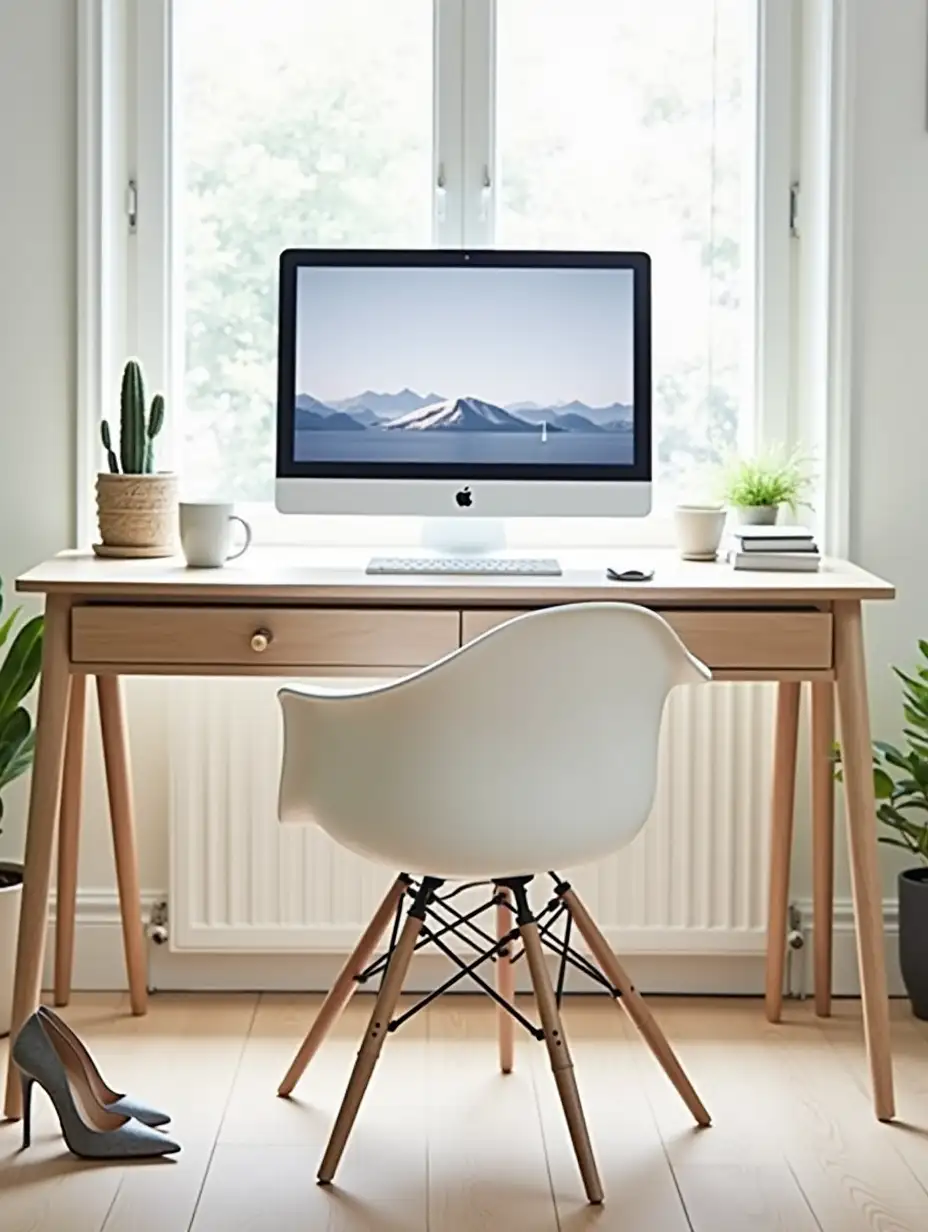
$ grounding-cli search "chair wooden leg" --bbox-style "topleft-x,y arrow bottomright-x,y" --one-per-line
318,901 -> 424,1184
561,886 -> 710,1129
811,681 -> 835,1018
54,674 -> 88,1008
519,904 -> 603,1204
278,875 -> 410,1097
765,680 -> 801,1023
96,675 -> 148,1016
496,886 -> 515,1074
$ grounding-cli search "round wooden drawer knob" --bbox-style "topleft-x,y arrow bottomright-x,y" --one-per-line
250,629 -> 272,653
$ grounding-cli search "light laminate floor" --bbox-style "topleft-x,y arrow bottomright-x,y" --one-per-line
2,992 -> 928,1231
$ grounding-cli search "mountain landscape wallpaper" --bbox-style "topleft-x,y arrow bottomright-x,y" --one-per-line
293,263 -> 636,466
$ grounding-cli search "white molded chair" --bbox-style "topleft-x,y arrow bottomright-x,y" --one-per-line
277,602 -> 712,1204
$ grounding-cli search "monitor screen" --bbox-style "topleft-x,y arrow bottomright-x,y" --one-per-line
277,251 -> 650,486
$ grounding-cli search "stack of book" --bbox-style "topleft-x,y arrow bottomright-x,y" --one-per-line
729,525 -> 821,572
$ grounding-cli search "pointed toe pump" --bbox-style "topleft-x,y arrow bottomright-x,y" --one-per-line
13,1013 -> 181,1160
37,1006 -> 170,1128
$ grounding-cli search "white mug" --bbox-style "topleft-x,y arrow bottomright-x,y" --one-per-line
179,502 -> 252,568
673,504 -> 727,561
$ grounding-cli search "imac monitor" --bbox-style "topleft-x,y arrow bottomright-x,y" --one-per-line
276,249 -> 651,519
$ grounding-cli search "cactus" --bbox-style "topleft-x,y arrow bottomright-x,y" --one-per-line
100,421 -> 119,473
145,393 -> 165,474
102,361 -> 167,474
120,359 -> 146,473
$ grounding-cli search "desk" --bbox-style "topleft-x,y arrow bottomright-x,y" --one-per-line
6,549 -> 895,1120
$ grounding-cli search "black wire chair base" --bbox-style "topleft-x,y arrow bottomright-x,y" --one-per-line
352,873 -> 622,1041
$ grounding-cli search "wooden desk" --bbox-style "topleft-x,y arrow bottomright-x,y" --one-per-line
5,549 -> 895,1121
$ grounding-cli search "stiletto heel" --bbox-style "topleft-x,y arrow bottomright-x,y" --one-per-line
37,1006 -> 169,1128
12,1014 -> 180,1160
20,1073 -> 34,1149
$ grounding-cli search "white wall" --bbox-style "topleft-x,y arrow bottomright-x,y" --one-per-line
844,0 -> 928,898
0,0 -> 926,974
0,2 -> 169,900
0,0 -> 77,853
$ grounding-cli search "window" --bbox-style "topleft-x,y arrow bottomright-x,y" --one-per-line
496,1 -> 756,500
177,0 -> 434,504
120,0 -> 790,540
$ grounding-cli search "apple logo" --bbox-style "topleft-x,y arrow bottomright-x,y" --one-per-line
455,487 -> 473,509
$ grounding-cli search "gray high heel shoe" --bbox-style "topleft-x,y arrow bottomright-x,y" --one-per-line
37,1006 -> 170,1128
13,1014 -> 181,1160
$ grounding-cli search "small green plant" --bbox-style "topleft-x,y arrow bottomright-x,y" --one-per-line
720,446 -> 812,511
100,359 -> 166,474
0,580 -> 44,838
834,640 -> 928,864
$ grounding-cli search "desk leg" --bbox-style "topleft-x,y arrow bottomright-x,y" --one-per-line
3,597 -> 71,1119
765,681 -> 801,1023
811,681 -> 835,1018
54,673 -> 87,1007
834,601 -> 894,1121
96,675 -> 148,1017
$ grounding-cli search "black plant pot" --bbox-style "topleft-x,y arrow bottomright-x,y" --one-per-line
899,867 -> 928,1019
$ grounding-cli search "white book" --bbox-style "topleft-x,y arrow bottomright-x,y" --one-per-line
739,537 -> 819,553
729,550 -> 821,572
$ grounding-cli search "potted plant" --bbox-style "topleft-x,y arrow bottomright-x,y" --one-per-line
0,581 -> 43,1036
835,640 -> 928,1019
720,446 -> 812,525
95,359 -> 177,558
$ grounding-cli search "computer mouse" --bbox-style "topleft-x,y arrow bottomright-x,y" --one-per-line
606,567 -> 655,583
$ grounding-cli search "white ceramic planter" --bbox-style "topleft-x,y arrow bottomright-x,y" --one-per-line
673,505 -> 727,561
0,862 -> 23,1037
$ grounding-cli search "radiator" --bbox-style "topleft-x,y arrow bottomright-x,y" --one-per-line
168,678 -> 775,955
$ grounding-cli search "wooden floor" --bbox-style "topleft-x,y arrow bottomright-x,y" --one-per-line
2,992 -> 928,1230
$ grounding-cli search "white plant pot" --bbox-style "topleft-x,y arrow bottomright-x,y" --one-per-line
673,504 -> 727,561
735,504 -> 779,526
0,862 -> 23,1038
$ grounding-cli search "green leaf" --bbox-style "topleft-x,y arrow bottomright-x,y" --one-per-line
874,739 -> 907,762
0,606 -> 19,651
896,677 -> 928,717
0,705 -> 29,760
902,728 -> 928,754
877,808 -> 928,847
894,799 -> 928,814
0,739 -> 34,790
874,767 -> 895,799
0,708 -> 34,790
903,703 -> 928,732
0,615 -> 43,724
878,835 -> 921,853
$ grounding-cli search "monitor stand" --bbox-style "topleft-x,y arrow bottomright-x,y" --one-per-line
365,518 -> 562,576
420,517 -> 507,557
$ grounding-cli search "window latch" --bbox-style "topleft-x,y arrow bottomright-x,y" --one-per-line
436,163 -> 447,222
126,179 -> 138,233
479,165 -> 492,222
789,181 -> 800,239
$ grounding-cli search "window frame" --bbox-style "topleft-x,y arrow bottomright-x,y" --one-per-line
78,0 -> 849,553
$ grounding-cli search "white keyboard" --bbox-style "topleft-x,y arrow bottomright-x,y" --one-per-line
366,556 -> 563,577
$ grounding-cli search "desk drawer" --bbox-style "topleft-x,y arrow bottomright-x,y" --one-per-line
71,606 -> 459,669
462,608 -> 832,671
662,611 -> 831,670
